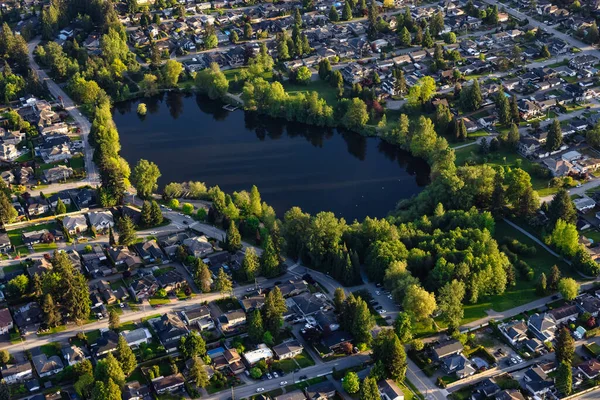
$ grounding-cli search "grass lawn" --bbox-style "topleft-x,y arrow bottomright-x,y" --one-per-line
282,80 -> 339,107
38,325 -> 66,336
40,343 -> 61,357
119,320 -> 139,332
68,156 -> 85,170
582,229 -> 600,244
215,297 -> 240,312
2,264 -> 24,274
107,304 -> 124,315
458,220 -> 576,322
8,222 -> 59,248
15,152 -> 32,162
142,313 -> 162,322
126,367 -> 147,384
86,329 -> 101,345
276,358 -> 297,373
584,342 -> 600,356
149,297 -> 171,306
295,350 -> 315,368
33,242 -> 58,252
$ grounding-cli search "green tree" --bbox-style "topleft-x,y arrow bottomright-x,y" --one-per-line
496,88 -> 511,126
343,98 -> 369,130
242,247 -> 260,281
372,329 -> 407,380
179,331 -> 206,359
548,189 -> 577,227
549,220 -> 579,258
540,44 -> 551,59
359,377 -> 381,400
394,312 -> 413,343
537,272 -> 547,295
264,286 -> 287,337
55,198 -> 67,215
295,66 -> 312,85
116,336 -> 136,376
132,159 -> 161,199
244,23 -> 253,40
342,0 -> 353,20
507,123 -> 520,147
546,119 -> 562,151
400,27 -> 411,46
140,201 -> 153,227
260,235 -> 281,278
248,309 -> 264,343
42,293 -> 61,328
225,221 -> 242,252
215,268 -> 233,295
189,356 -> 209,387
117,216 -> 136,246
407,76 -> 436,106
94,353 -> 125,387
329,6 -> 339,22
556,326 -> 575,365
230,31 -> 239,44
558,278 -> 579,301
352,298 -> 375,345
403,285 -> 436,322
74,373 -> 94,399
549,265 -> 561,291
334,287 -> 346,312
0,350 -> 9,365
318,58 -> 332,80
0,191 -> 17,224
556,361 -> 572,395
162,60 -> 183,87
196,62 -> 229,100
437,280 -> 465,331
7,275 -> 29,297
343,372 -> 360,393
109,309 -> 120,331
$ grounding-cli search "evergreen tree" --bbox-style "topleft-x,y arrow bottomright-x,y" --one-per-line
556,326 -> 575,365
352,298 -> 375,345
56,198 -> 66,215
496,88 -> 511,126
400,27 -> 411,46
548,189 -> 577,227
116,336 -> 136,376
334,288 -> 346,312
94,353 -> 125,387
396,70 -> 407,95
248,309 -> 264,343
507,123 -> 520,147
42,293 -> 61,328
509,95 -> 520,123
422,29 -> 434,48
260,235 -> 280,278
150,201 -> 163,226
318,58 -> 332,80
537,272 -> 547,295
179,331 -> 206,359
359,377 -> 381,400
189,357 -> 209,388
546,119 -> 562,151
342,0 -> 353,21
225,221 -> 242,252
457,119 -> 468,141
394,312 -> 413,343
140,201 -> 153,227
556,361 -> 572,395
549,265 -> 561,291
329,5 -> 339,22
367,0 -> 379,39
540,44 -> 551,59
215,268 -> 233,295
117,216 -> 136,246
264,287 -> 287,337
242,247 -> 260,281
109,309 -> 120,331
294,8 -> 302,27
109,226 -> 116,246
0,382 -> 7,400
372,329 -> 407,380
491,171 -> 506,217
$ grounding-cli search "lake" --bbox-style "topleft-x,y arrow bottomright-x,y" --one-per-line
113,92 -> 430,221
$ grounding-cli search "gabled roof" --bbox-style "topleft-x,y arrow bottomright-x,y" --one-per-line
432,339 -> 463,359
272,340 -> 303,358
32,354 -> 63,374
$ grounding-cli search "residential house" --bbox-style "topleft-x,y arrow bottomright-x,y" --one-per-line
288,293 -> 330,317
152,373 -> 185,394
134,240 -> 164,262
121,328 -> 152,348
569,55 -> 598,70
0,232 -> 10,254
150,313 -> 189,352
62,215 -> 88,235
543,158 -> 573,177
32,354 -> 64,378
240,294 -> 265,312
27,258 -> 52,277
107,247 -> 142,269
1,361 -> 33,384
276,279 -> 308,298
123,381 -> 151,400
305,381 -> 337,400
528,313 -> 557,341
93,329 -> 120,356
243,344 -> 274,367
275,390 -> 307,400
522,366 -> 553,396
47,192 -> 71,210
182,305 -> 214,331
442,354 -> 475,378
378,379 -> 404,400
155,270 -> 187,292
182,235 -> 213,258
273,340 -> 303,360
315,310 -> 339,333
431,339 -> 463,361
577,294 -> 600,317
0,143 -> 17,161
87,211 -> 114,231
0,308 -> 13,334
73,188 -> 94,209
13,302 -> 42,335
548,304 -> 579,324
495,390 -> 525,400
321,330 -> 352,352
471,378 -> 501,400
218,309 -> 246,331
26,198 -> 49,216
578,359 -> 600,379
499,320 -> 528,345
129,274 -> 159,301
44,165 -> 73,183
525,338 -> 544,353
213,348 -> 245,374
61,345 -> 90,366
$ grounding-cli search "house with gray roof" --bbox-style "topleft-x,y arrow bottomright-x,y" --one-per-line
431,339 -> 463,361
1,361 -> 33,384
87,211 -> 114,231
32,354 -> 63,378
61,345 -> 90,366
121,328 -> 152,348
442,354 -> 475,378
150,313 -> 189,352
62,214 -> 88,235
273,340 -> 303,360
527,313 -> 557,341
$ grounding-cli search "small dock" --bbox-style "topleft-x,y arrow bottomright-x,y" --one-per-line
223,104 -> 239,111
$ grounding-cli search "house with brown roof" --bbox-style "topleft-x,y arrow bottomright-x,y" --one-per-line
151,373 -> 185,394
548,304 -> 579,324
578,359 -> 600,379
273,340 -> 303,360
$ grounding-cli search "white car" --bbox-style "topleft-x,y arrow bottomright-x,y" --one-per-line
266,373 -> 272,380
280,381 -> 288,386
378,309 -> 387,314
246,288 -> 254,292
375,291 -> 380,295
256,388 -> 265,393
150,231 -> 157,235
515,356 -> 523,363
273,372 -> 279,378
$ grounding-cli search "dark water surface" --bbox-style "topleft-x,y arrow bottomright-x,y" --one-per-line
113,92 -> 430,221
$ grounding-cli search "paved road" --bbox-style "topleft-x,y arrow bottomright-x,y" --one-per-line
539,178 -> 600,203
27,38 -> 100,186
